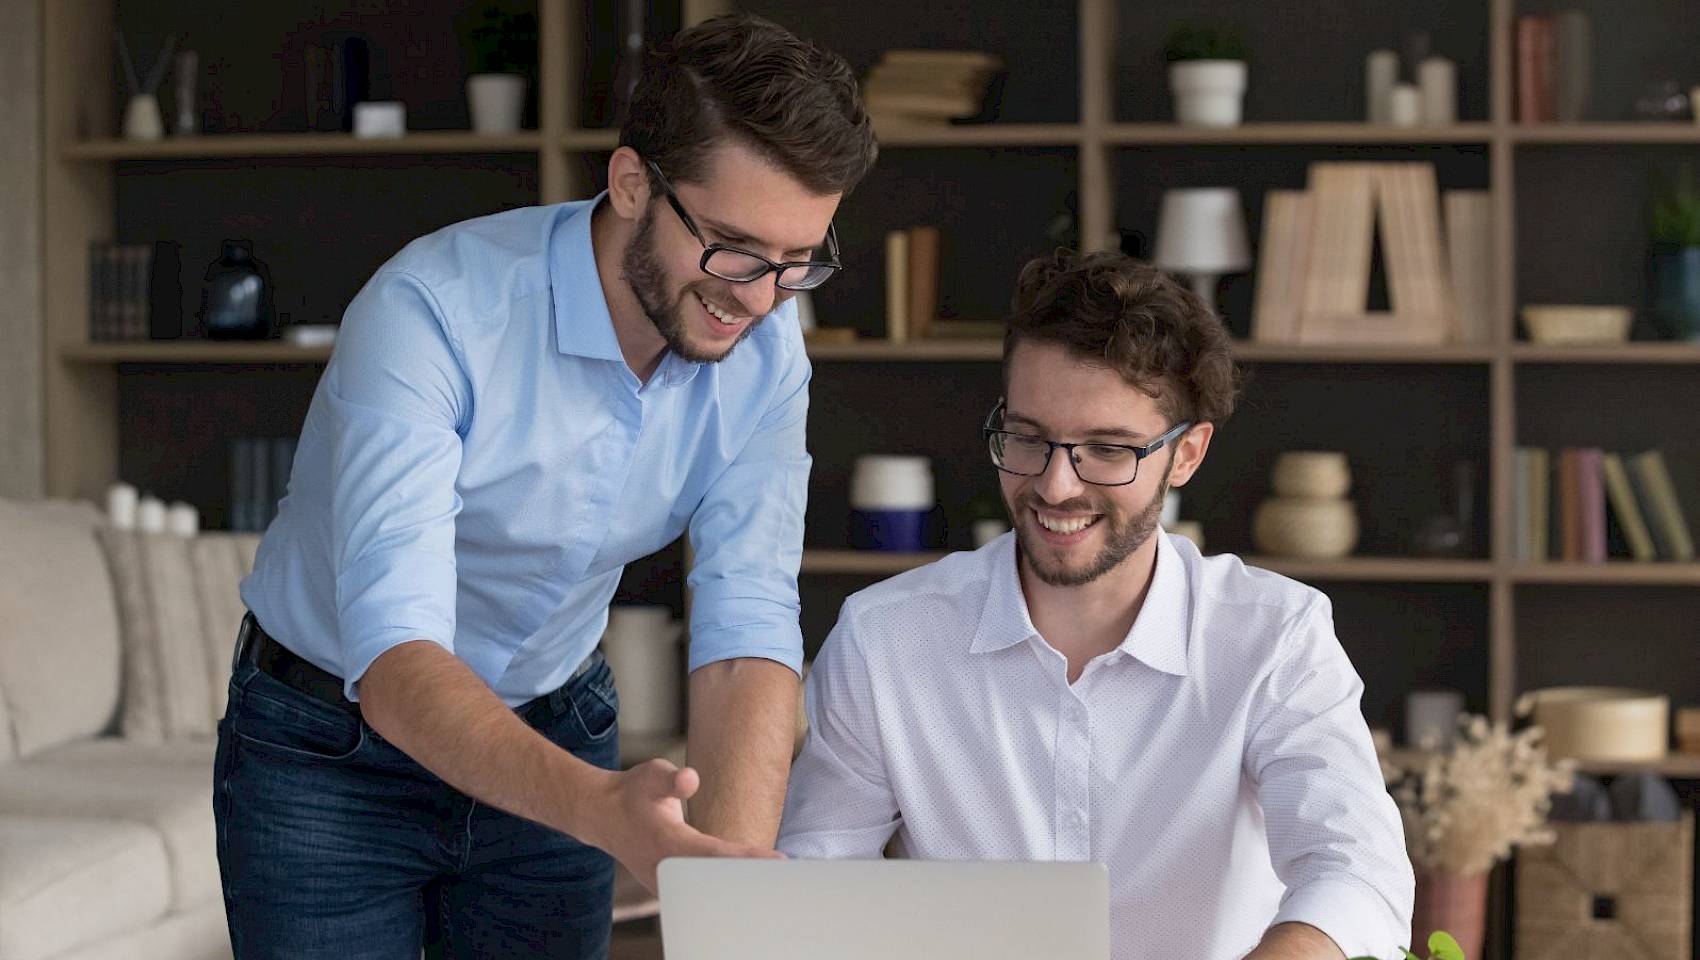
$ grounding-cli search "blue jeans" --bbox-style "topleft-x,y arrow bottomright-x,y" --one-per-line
213,644 -> 620,959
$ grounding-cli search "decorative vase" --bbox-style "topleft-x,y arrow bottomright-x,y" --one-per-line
467,73 -> 526,134
1271,451 -> 1351,499
199,241 -> 276,340
1647,244 -> 1700,341
1252,497 -> 1358,559
123,94 -> 165,141
1168,60 -> 1247,127
1411,871 -> 1487,960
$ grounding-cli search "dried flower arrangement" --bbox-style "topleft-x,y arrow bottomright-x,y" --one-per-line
1391,715 -> 1576,876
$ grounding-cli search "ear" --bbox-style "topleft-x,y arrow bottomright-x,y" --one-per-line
1164,422 -> 1214,488
605,146 -> 652,221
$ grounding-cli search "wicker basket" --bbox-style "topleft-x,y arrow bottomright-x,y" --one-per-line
1271,451 -> 1352,498
1514,687 -> 1669,763
1521,305 -> 1633,345
1252,497 -> 1358,559
1515,814 -> 1693,960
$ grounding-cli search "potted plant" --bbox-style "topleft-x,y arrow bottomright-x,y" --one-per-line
463,7 -> 538,135
1350,930 -> 1466,960
1647,163 -> 1700,340
1389,716 -> 1574,960
1163,24 -> 1250,127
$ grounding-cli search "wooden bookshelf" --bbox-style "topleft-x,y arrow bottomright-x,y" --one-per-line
1384,746 -> 1700,779
62,131 -> 545,160
1105,122 -> 1495,145
1510,123 -> 1700,144
61,342 -> 335,364
1509,342 -> 1700,364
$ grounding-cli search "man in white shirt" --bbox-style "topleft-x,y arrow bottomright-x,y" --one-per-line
778,251 -> 1414,960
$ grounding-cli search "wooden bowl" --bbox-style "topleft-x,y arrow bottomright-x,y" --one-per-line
1521,305 -> 1633,345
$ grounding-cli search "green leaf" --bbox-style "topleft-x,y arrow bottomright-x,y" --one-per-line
1428,930 -> 1465,960
1402,950 -> 1423,960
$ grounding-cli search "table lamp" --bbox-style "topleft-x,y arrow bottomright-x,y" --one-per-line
1153,187 -> 1251,316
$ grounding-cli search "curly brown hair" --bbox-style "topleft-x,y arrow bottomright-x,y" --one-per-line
619,14 -> 877,196
1004,249 -> 1242,426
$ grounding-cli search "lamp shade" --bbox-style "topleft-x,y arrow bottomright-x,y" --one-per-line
1153,188 -> 1252,274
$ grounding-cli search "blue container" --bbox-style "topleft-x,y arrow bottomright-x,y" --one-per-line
1648,245 -> 1700,341
849,508 -> 930,552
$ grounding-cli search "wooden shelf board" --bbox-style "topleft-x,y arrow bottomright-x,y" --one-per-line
1509,562 -> 1700,586
560,129 -> 621,150
62,342 -> 334,364
1510,342 -> 1700,364
1105,122 -> 1494,145
801,549 -> 950,575
805,338 -> 1002,361
1385,747 -> 1700,779
63,131 -> 544,160
1512,123 -> 1700,144
872,122 -> 1083,147
1246,556 -> 1497,582
1233,341 -> 1497,364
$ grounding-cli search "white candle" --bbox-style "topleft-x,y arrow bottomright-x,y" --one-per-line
106,482 -> 139,530
166,501 -> 200,538
1389,84 -> 1421,127
136,495 -> 167,534
1419,56 -> 1457,125
1365,49 -> 1399,124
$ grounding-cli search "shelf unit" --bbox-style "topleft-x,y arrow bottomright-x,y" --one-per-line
1383,747 -> 1700,780
39,0 -> 1700,756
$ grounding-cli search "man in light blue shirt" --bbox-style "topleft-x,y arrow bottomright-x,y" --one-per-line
216,15 -> 875,958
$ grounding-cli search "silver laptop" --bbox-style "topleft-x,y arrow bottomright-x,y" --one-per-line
657,859 -> 1110,960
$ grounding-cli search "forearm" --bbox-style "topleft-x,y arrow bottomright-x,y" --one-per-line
356,640 -> 613,845
1244,923 -> 1347,960
685,657 -> 800,846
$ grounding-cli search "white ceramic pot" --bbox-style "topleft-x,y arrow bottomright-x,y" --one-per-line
123,94 -> 165,141
467,73 -> 526,135
850,455 -> 934,511
599,605 -> 683,735
1252,496 -> 1358,559
1169,60 -> 1247,127
1271,451 -> 1352,499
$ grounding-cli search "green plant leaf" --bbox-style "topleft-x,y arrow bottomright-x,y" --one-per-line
1428,930 -> 1465,960
1402,949 -> 1423,960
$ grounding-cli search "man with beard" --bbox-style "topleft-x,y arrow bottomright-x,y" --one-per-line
778,251 -> 1414,960
218,15 -> 875,959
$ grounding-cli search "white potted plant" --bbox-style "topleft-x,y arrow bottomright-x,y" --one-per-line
1164,24 -> 1250,128
464,8 -> 536,135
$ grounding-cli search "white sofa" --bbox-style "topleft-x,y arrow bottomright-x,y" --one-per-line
0,497 -> 253,960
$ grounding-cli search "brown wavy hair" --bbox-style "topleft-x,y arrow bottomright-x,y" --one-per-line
620,14 -> 877,196
1004,249 -> 1242,425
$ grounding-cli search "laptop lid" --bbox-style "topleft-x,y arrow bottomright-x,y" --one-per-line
657,858 -> 1110,960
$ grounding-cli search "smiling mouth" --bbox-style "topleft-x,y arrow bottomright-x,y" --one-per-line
1033,509 -> 1101,535
695,291 -> 745,327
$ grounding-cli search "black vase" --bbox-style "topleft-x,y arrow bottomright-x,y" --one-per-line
200,240 -> 275,340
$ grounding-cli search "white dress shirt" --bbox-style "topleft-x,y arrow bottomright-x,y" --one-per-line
779,531 -> 1414,960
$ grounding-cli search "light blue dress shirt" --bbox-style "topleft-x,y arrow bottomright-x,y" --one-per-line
241,195 -> 811,705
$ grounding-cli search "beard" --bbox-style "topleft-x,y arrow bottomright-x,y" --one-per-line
621,205 -> 766,364
1011,470 -> 1171,588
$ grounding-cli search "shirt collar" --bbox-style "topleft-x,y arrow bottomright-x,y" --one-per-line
969,529 -> 1191,677
550,193 -> 706,389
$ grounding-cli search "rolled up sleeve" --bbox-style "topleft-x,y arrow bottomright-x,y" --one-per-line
322,269 -> 471,700
684,330 -> 810,674
1245,595 -> 1416,960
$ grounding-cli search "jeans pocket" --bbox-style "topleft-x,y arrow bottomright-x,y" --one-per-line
231,671 -> 366,762
564,663 -> 620,748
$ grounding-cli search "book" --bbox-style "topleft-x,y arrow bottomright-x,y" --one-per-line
905,226 -> 941,341
1514,449 -> 1532,561
1527,447 -> 1550,561
1558,449 -> 1581,562
1552,10 -> 1592,122
1601,452 -> 1657,562
1299,164 -> 1376,326
884,230 -> 910,343
269,437 -> 297,527
1251,190 -> 1314,343
1376,163 -> 1453,343
1577,448 -> 1607,563
1628,450 -> 1696,561
1443,191 -> 1494,345
1516,16 -> 1555,123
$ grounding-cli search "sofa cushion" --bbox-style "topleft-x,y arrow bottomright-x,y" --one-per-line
98,530 -> 260,741
0,740 -> 219,913
0,498 -> 121,758
0,816 -> 172,960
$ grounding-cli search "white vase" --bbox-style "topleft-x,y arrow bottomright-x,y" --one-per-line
1169,60 -> 1247,127
467,73 -> 526,135
123,94 -> 165,141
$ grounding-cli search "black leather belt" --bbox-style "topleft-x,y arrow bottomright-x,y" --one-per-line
240,613 -> 361,716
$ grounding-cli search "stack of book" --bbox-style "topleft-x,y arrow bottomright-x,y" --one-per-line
88,240 -> 182,341
1513,447 -> 1695,563
862,50 -> 1002,126
883,227 -> 1003,343
229,437 -> 297,533
1251,163 -> 1485,346
1516,12 -> 1591,123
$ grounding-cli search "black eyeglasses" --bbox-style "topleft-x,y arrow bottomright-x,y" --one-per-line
983,399 -> 1192,487
645,160 -> 841,292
